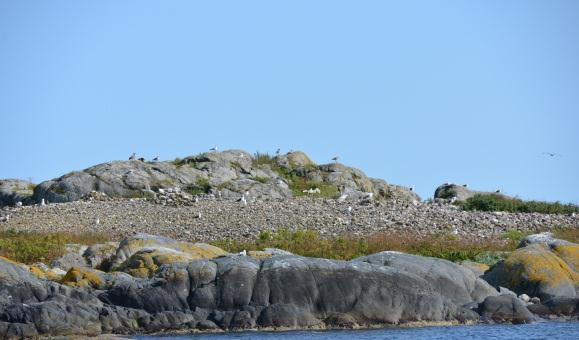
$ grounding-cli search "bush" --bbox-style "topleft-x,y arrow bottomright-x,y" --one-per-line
457,194 -> 579,214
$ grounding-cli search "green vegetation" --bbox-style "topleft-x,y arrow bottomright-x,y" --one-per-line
456,193 -> 579,214
172,157 -> 183,167
251,151 -> 337,198
252,152 -> 277,168
184,177 -> 211,196
437,187 -> 456,199
0,230 -> 110,264
212,228 -> 521,264
289,178 -> 339,198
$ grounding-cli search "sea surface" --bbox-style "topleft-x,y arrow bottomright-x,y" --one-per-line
132,321 -> 579,340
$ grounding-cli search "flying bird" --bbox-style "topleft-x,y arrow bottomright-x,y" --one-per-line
543,152 -> 560,158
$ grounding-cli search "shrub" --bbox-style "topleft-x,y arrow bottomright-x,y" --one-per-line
184,177 -> 211,196
457,194 -> 579,214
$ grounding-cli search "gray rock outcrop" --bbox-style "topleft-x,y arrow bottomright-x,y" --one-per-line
0,179 -> 34,207
355,251 -> 498,305
32,150 -> 419,204
1,238 -> 504,338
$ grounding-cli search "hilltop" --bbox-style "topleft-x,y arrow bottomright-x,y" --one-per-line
28,150 -> 418,204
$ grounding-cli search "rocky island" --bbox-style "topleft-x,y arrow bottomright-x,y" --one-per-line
0,150 -> 578,338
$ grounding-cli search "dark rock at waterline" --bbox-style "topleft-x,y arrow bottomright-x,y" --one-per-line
527,297 -> 579,319
478,295 -> 535,324
1,250 -> 488,338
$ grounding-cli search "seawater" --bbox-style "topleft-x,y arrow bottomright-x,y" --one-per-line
133,321 -> 579,340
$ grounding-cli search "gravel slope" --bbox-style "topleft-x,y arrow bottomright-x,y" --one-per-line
1,197 -> 577,242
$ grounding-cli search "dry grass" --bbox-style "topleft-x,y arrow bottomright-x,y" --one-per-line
212,228 -> 519,265
0,230 -> 110,264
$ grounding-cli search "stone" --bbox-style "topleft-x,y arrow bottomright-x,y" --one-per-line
478,295 -> 535,324
483,243 -> 579,300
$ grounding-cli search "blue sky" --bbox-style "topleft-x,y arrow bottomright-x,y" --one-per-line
1,1 -> 578,203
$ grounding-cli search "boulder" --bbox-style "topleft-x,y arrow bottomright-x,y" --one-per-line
518,232 -> 572,249
434,183 -> 476,201
110,234 -> 227,277
0,179 -> 34,207
483,242 -> 579,301
478,295 -> 535,324
355,251 -> 498,304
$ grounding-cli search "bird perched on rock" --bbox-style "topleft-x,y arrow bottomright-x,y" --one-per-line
409,186 -> 415,192
275,148 -> 281,155
238,250 -> 247,256
463,184 -> 468,188
209,146 -> 218,151
348,206 -> 353,214
129,153 -> 136,160
16,201 -> 22,207
40,198 -> 45,206
331,156 -> 339,163
495,189 -> 501,193
138,157 -> 145,162
152,156 -> 159,162
338,194 -> 348,202
94,218 -> 100,226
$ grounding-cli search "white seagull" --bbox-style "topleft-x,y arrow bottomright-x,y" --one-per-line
129,153 -> 136,160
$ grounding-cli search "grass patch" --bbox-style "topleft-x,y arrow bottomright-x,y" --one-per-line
252,152 -> 277,168
0,230 -> 110,264
456,193 -> 579,214
211,228 -> 518,264
289,178 -> 339,198
184,177 -> 211,196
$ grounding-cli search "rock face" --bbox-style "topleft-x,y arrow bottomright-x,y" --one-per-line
483,236 -> 579,301
32,150 -> 419,204
355,252 -> 498,305
0,179 -> 34,207
0,235 -> 504,338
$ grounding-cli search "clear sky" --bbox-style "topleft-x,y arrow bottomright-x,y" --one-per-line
1,1 -> 578,203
